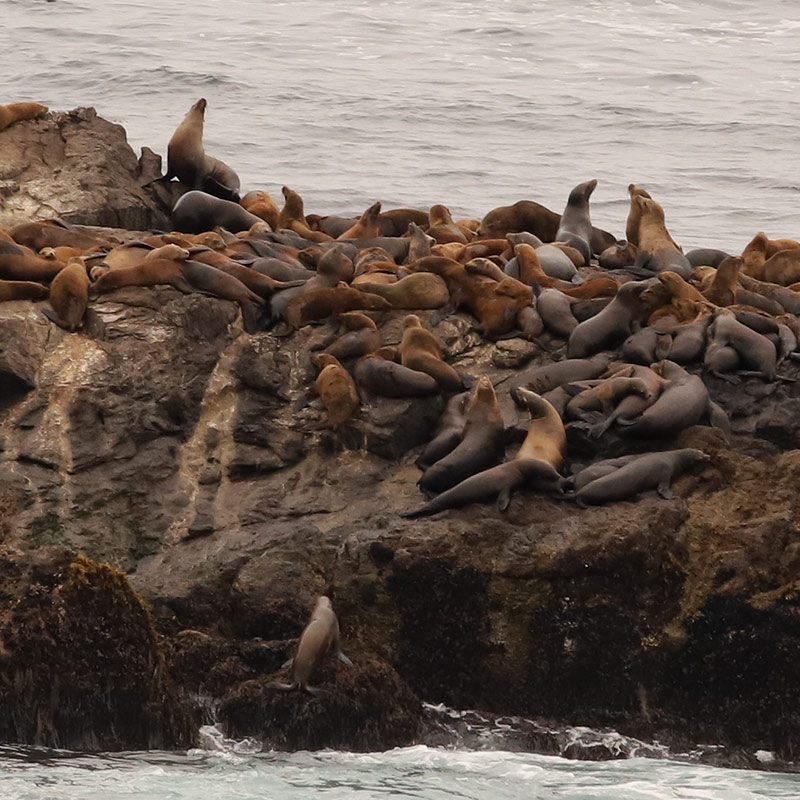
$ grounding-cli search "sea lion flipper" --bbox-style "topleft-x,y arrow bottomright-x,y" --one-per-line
337,651 -> 353,666
281,657 -> 294,670
168,275 -> 195,294
497,485 -> 512,512
41,308 -> 70,330
266,680 -> 296,692
657,482 -> 674,500
202,174 -> 240,203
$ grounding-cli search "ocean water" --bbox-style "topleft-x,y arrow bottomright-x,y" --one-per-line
1,742 -> 799,800
3,0 -> 800,251
3,1 -> 800,796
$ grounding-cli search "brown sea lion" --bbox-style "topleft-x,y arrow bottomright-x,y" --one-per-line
563,376 -> 652,423
569,449 -> 709,506
0,280 -> 49,302
90,258 -> 191,294
166,98 -> 240,200
763,249 -> 800,286
402,458 -> 563,517
0,239 -> 67,282
702,256 -> 742,306
418,375 -> 504,494
737,273 -> 800,315
630,196 -> 691,278
399,315 -> 463,392
588,364 -> 666,438
337,201 -> 382,240
405,222 -> 435,263
189,248 -> 305,298
42,258 -> 90,331
511,387 -> 566,469
284,286 -> 391,329
427,204 -> 469,244
353,353 -> 438,398
171,190 -> 264,234
324,311 -> 382,360
240,190 -> 280,230
9,221 -> 109,253
476,200 -> 561,241
267,596 -> 352,695
279,187 -> 333,243
310,353 -> 361,429
0,101 -> 48,132
567,280 -> 651,357
555,179 -> 597,265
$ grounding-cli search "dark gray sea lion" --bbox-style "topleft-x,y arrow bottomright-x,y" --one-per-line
537,288 -> 580,338
686,248 -> 731,268
569,449 -> 709,506
507,354 -> 613,395
705,310 -> 777,380
403,458 -> 563,517
171,190 -> 263,234
416,392 -> 470,471
266,596 -> 352,696
555,179 -> 597,266
353,354 -> 438,398
165,98 -> 241,201
563,454 -> 644,492
599,240 -> 639,269
418,375 -> 504,494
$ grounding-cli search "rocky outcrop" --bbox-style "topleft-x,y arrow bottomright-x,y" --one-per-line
0,107 -> 177,229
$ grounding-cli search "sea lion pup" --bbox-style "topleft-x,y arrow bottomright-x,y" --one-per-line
171,190 -> 263,234
510,387 -> 566,469
240,190 -> 280,230
621,326 -> 673,365
310,353 -> 360,430
337,201 -> 382,240
599,239 -> 639,270
267,596 -> 353,696
763,249 -> 800,286
42,257 -> 90,332
567,280 -> 651,357
418,375 -> 504,494
569,449 -> 709,507
618,360 -> 728,437
0,280 -> 49,302
353,352 -> 438,398
9,221 -> 109,253
629,196 -> 691,278
686,248 -> 731,268
508,353 -> 613,395
284,286 -> 391,329
323,311 -> 382,360
165,98 -> 240,201
405,222 -> 435,263
476,199 -> 561,241
278,187 -> 333,243
0,240 -> 65,281
563,454 -> 644,492
416,391 -> 470,471
0,101 -> 48,132
701,256 -> 742,306
427,204 -> 469,244
399,315 -> 463,393
653,270 -> 714,322
704,309 -> 777,380
563,376 -> 652,423
555,179 -> 597,266
402,457 -> 563,518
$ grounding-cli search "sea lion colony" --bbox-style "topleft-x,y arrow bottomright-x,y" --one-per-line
4,98 -> 800,515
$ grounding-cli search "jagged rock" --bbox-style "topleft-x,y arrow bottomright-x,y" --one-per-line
0,107 -> 172,229
0,547 -> 195,750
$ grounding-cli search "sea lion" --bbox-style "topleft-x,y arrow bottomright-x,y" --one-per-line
240,190 -> 280,230
686,248 -> 731,268
630,196 -> 691,278
323,311 -> 382,360
267,596 -> 352,695
569,449 -> 709,506
377,208 -> 430,237
555,179 -> 597,265
427,205 -> 468,244
476,200 -> 561,241
0,101 -> 48,132
654,270 -> 712,322
279,187 -> 333,243
702,256 -> 742,306
165,98 -> 240,200
189,248 -> 305,298
588,364 -> 666,438
399,315 -> 463,392
563,376 -> 652,423
402,458 -> 563,518
416,391 -> 470,471
353,353 -> 438,398
337,201 -> 382,240
705,310 -> 777,380
508,354 -> 613,395
763,249 -> 800,286
536,288 -> 580,338
9,221 -> 108,254
666,315 -> 712,364
418,375 -> 503,494
42,258 -> 90,332
405,222 -> 435,263
171,190 -> 263,234
0,240 -> 65,281
0,280 -> 49,302
514,243 -> 580,286
737,273 -> 800,315
310,353 -> 360,429
563,454 -> 644,492
567,280 -> 651,357
621,326 -> 673,365
511,387 -> 566,469
599,239 -> 639,270
284,286 -> 391,329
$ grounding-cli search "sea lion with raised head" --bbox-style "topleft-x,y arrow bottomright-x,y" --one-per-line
400,315 -> 463,392
416,391 -> 470,471
240,190 -> 280,230
629,196 -> 691,278
279,187 -> 334,243
427,204 -> 469,244
511,387 -> 566,469
165,98 -> 240,200
337,201 -> 382,240
267,596 -> 352,695
555,179 -> 597,266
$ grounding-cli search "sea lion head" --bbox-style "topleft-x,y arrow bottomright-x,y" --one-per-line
402,314 -> 423,330
311,352 -> 340,370
569,178 -> 598,204
338,311 -> 377,331
191,98 -> 207,115
146,243 -> 190,263
429,204 -> 454,226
